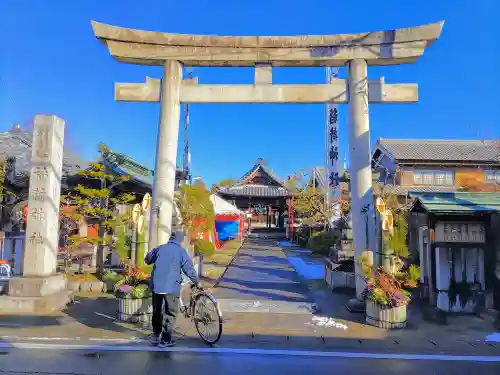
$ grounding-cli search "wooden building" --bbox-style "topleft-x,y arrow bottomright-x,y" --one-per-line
0,125 -> 86,231
216,159 -> 291,229
371,138 -> 500,253
410,192 -> 500,312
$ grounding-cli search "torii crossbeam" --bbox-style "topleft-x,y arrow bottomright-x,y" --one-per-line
114,75 -> 418,104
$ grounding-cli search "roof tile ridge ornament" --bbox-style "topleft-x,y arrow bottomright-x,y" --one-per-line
102,146 -> 153,176
8,124 -> 33,145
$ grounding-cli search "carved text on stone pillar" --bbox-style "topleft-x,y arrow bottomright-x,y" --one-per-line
31,188 -> 47,202
30,208 -> 46,221
28,232 -> 44,245
34,129 -> 50,159
33,167 -> 49,180
23,115 -> 65,276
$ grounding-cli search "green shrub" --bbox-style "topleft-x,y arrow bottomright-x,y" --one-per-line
307,231 -> 338,255
101,269 -> 122,283
194,239 -> 216,257
131,283 -> 152,299
296,226 -> 311,247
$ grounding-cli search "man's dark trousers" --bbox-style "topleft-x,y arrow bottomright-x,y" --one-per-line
152,293 -> 179,342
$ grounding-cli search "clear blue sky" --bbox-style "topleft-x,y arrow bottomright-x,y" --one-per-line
1,0 -> 499,186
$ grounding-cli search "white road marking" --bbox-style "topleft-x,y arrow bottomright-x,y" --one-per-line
485,333 -> 500,342
0,336 -> 144,343
0,342 -> 498,362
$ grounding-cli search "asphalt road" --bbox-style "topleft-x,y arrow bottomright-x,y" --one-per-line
0,348 -> 499,375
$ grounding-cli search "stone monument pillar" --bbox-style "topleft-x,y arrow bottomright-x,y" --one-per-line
148,60 -> 183,249
346,59 -> 375,311
0,115 -> 72,313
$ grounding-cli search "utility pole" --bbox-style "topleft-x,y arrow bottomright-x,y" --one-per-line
183,70 -> 194,184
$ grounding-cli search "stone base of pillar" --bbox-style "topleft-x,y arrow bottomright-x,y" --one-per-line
0,274 -> 73,313
345,297 -> 366,313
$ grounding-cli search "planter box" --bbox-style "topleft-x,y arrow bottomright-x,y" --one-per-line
117,297 -> 153,324
324,262 -> 355,290
365,300 -> 407,329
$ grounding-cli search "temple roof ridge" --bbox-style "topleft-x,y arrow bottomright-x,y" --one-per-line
235,159 -> 287,189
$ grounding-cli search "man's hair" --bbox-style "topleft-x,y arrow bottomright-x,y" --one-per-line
169,230 -> 185,244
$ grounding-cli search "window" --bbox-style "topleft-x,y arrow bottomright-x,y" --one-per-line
423,171 -> 434,185
485,170 -> 500,184
445,171 -> 453,185
413,170 -> 454,185
435,172 -> 446,185
414,172 -> 423,185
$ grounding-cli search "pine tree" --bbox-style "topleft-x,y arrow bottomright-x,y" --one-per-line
61,144 -> 135,271
288,176 -> 341,225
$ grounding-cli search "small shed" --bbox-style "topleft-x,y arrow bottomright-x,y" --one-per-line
210,195 -> 244,244
410,192 -> 500,313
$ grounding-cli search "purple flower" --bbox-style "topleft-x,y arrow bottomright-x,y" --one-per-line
119,284 -> 131,293
389,291 -> 409,307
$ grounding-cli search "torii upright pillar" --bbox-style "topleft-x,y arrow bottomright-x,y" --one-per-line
149,60 -> 182,247
347,59 -> 374,309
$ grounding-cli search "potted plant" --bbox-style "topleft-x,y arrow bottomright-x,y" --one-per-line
359,254 -> 420,329
101,269 -> 123,292
114,263 -> 153,324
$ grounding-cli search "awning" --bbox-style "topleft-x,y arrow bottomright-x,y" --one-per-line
410,192 -> 500,214
210,194 -> 242,215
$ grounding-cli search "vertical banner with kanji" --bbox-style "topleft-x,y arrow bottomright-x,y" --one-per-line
325,67 -> 341,222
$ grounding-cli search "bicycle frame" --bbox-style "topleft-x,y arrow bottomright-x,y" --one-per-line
179,285 -> 222,319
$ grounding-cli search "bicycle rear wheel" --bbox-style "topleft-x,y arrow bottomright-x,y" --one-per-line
192,292 -> 223,345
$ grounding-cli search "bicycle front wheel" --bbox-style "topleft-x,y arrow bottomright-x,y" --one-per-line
193,292 -> 223,345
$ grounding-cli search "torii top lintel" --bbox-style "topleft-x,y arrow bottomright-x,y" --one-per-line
91,20 -> 444,67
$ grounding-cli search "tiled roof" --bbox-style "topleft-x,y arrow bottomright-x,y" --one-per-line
377,138 -> 500,163
373,183 -> 461,196
0,125 -> 87,184
217,184 -> 291,198
217,159 -> 291,198
102,148 -> 187,188
410,192 -> 500,214
238,159 -> 288,188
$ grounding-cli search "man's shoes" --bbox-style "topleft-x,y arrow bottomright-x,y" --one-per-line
158,339 -> 176,348
148,333 -> 160,345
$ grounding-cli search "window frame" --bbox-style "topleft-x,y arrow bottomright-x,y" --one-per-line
413,169 -> 454,186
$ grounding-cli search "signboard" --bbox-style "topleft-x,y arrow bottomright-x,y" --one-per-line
435,222 -> 485,243
325,67 -> 341,221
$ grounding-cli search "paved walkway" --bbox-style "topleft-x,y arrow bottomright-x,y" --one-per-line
0,230 -> 498,356
213,232 -> 316,314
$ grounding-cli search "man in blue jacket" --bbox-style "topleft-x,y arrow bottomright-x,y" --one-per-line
144,230 -> 199,347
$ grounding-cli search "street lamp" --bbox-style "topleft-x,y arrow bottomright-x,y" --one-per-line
131,193 -> 151,266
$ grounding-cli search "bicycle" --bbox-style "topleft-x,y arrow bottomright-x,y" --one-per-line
179,284 -> 223,345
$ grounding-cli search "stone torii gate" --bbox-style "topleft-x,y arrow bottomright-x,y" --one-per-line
92,20 -> 444,300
